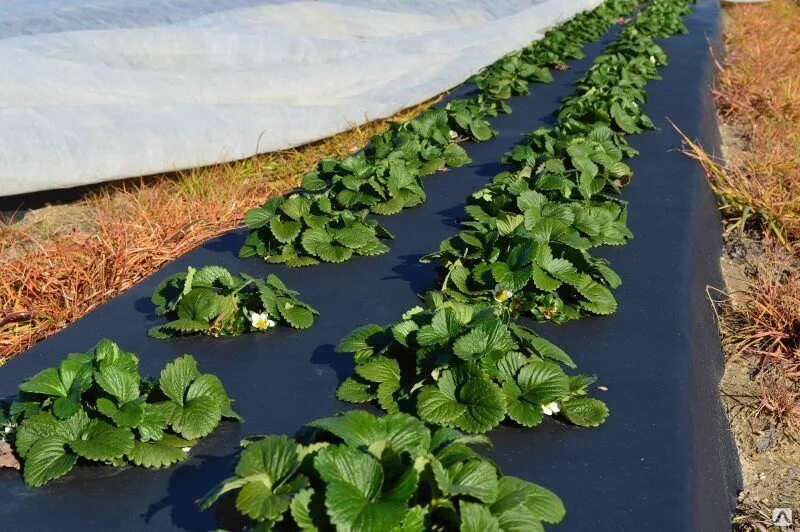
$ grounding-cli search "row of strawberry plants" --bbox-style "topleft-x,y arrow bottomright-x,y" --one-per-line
200,411 -> 567,531
336,0 -> 693,436
238,0 -> 641,267
198,1 -> 696,530
0,341 -> 240,487
427,0 -> 693,323
0,4 -> 634,488
0,2 -> 696,530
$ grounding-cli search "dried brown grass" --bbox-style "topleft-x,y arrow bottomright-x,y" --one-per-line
682,0 -> 800,427
695,0 -> 800,246
0,100 -> 437,362
684,2 -> 800,520
726,238 -> 800,423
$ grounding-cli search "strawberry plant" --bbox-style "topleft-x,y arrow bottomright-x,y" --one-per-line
425,225 -> 621,321
240,194 -> 393,266
445,97 -> 500,142
239,0 -> 644,267
149,265 -> 317,338
300,108 -> 470,215
200,410 -> 566,531
0,340 -> 239,487
335,295 -> 608,434
420,0 -> 697,323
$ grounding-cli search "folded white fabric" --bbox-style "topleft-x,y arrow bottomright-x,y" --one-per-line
0,0 -> 599,196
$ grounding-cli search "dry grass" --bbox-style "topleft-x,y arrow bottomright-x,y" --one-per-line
0,100 -> 437,362
682,0 -> 800,525
693,0 -> 800,246
725,238 -> 800,423
682,0 -> 800,426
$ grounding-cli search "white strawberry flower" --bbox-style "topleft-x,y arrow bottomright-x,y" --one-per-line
650,55 -> 656,64
250,312 -> 276,331
181,447 -> 191,452
541,402 -> 560,416
493,287 -> 513,303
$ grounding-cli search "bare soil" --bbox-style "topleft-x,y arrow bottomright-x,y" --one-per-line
717,192 -> 800,531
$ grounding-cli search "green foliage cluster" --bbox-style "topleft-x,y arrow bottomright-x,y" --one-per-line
0,1 -> 697,529
338,0 -> 696,430
0,340 -> 239,487
240,194 -> 394,266
238,0 -> 640,266
336,294 -> 607,434
428,0 -> 694,323
149,265 -> 317,338
201,410 -> 565,531
204,0 -> 697,527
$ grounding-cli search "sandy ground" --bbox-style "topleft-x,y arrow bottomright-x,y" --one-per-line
717,124 -> 800,531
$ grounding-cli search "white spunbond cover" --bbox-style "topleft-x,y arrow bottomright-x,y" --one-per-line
0,0 -> 599,197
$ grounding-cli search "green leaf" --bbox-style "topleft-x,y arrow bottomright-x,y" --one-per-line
316,446 -> 408,532
354,357 -> 400,386
286,256 -> 321,267
150,273 -> 186,315
531,264 -> 562,292
460,501 -> 500,532
418,365 -> 506,434
333,225 -> 374,249
23,435 -> 77,487
290,488 -> 318,530
434,458 -> 498,503
137,403 -> 169,442
244,206 -> 276,229
560,397 -> 609,427
160,319 -> 212,334
337,378 -> 376,404
235,434 -> 301,487
95,365 -> 140,404
186,373 -> 235,415
175,289 -> 224,322
311,411 -> 430,458
372,197 -> 405,216
192,265 -> 235,288
417,387 -> 467,427
523,333 -> 576,368
443,143 -> 472,166
201,435 -> 306,522
158,355 -> 199,406
452,321 -> 515,363
302,171 -> 328,191
516,361 -> 569,405
19,368 -> 67,397
416,308 -> 462,346
578,281 -> 617,315
451,376 -> 506,434
488,476 -> 565,528
237,476 -> 310,524
278,300 -> 315,329
52,397 -> 81,420
270,217 -> 303,244
301,227 -> 331,255
392,506 -> 427,532
69,421 -> 134,462
522,481 -> 566,524
14,413 -> 62,458
503,381 -> 544,428
316,242 -> 354,263
126,438 -> 188,468
336,324 -> 386,361
166,395 -> 222,440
